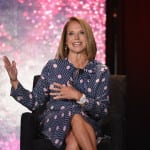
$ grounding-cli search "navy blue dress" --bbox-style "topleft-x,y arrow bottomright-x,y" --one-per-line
11,58 -> 110,148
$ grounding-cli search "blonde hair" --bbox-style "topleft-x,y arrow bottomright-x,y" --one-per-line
55,17 -> 97,60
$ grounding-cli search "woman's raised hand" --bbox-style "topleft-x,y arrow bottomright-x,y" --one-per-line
3,56 -> 18,82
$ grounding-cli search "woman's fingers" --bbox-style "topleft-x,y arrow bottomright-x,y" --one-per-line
49,82 -> 68,99
12,60 -> 16,67
3,56 -> 16,71
3,56 -> 18,81
52,82 -> 64,88
50,83 -> 62,91
49,82 -> 62,99
49,82 -> 79,100
49,92 -> 62,99
3,56 -> 11,68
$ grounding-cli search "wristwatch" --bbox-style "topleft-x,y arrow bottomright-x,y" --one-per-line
77,94 -> 87,105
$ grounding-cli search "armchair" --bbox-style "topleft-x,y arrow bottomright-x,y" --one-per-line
20,74 -> 127,150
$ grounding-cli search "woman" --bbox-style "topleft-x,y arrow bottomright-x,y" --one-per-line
3,17 -> 110,150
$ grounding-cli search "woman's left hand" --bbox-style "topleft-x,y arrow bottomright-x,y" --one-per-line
49,82 -> 82,101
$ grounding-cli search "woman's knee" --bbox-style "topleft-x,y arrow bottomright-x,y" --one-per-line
71,114 -> 84,125
71,114 -> 92,131
66,141 -> 79,150
65,131 -> 79,150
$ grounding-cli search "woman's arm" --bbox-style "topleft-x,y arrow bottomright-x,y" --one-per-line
10,61 -> 52,111
3,56 -> 50,111
82,66 -> 110,120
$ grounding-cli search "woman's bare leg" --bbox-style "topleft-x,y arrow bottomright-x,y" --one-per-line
71,114 -> 97,150
65,131 -> 80,150
83,119 -> 97,149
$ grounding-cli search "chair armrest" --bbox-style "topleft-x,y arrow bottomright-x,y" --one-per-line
20,112 -> 37,150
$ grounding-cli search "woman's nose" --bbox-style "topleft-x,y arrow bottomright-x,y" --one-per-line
74,33 -> 79,40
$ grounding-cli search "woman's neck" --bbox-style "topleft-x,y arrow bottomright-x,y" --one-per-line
68,53 -> 88,69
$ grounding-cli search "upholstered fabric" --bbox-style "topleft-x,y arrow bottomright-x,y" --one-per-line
109,75 -> 126,115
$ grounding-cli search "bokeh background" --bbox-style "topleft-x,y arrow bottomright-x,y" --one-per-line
0,0 -> 106,149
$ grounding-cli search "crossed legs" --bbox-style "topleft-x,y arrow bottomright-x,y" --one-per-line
65,114 -> 97,150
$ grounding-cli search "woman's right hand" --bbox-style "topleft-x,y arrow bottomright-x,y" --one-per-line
3,56 -> 18,88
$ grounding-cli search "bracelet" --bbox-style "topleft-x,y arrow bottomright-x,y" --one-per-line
77,94 -> 87,105
10,78 -> 18,82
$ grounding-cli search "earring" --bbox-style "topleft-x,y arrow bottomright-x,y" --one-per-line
65,45 -> 67,51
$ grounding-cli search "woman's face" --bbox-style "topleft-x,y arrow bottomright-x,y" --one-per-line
66,21 -> 87,55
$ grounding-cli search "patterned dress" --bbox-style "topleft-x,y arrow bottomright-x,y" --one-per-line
11,58 -> 110,148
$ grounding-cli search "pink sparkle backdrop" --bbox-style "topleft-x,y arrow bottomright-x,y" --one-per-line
0,0 -> 106,149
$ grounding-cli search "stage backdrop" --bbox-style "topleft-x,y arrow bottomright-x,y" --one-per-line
0,0 -> 106,149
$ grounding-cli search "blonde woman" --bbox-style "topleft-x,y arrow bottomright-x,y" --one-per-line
3,17 -> 110,150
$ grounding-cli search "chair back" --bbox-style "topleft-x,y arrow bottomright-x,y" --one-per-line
109,75 -> 127,115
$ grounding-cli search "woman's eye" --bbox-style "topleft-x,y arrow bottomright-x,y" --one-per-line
67,31 -> 85,36
80,31 -> 85,35
68,32 -> 74,35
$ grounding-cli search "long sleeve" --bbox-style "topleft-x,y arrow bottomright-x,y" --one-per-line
83,64 -> 110,120
10,61 -> 52,111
